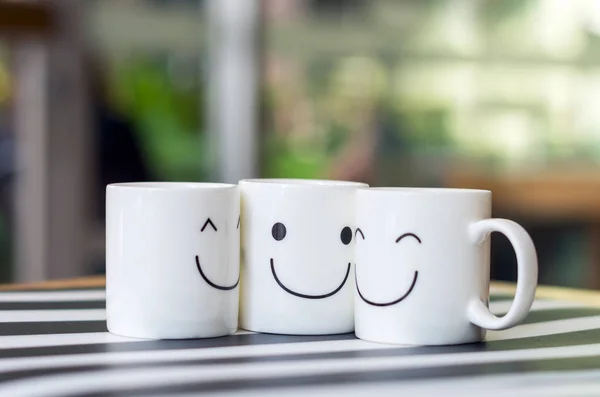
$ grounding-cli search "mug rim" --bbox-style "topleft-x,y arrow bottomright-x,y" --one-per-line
239,178 -> 368,188
107,182 -> 236,190
360,187 -> 491,195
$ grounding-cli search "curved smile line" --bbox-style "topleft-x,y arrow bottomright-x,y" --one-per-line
355,270 -> 418,307
270,259 -> 351,299
195,255 -> 239,291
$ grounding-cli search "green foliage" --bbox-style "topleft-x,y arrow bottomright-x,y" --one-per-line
392,108 -> 452,149
111,57 -> 208,181
324,122 -> 351,155
262,134 -> 328,179
481,0 -> 537,25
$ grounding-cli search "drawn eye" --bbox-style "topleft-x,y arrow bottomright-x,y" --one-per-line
340,226 -> 352,245
355,228 -> 365,240
272,222 -> 286,241
201,218 -> 218,232
396,233 -> 421,244
237,215 -> 240,229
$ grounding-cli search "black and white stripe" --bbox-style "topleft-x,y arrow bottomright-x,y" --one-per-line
1,327 -> 600,385
0,288 -> 597,396
3,343 -> 600,397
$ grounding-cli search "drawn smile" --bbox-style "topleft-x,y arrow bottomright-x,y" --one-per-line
355,270 -> 418,307
270,258 -> 351,299
195,255 -> 239,291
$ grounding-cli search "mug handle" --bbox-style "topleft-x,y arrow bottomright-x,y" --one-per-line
467,218 -> 538,330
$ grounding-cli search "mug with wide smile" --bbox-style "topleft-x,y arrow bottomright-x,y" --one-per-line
239,178 -> 368,335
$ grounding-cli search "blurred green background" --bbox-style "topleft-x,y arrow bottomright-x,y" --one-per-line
1,0 -> 600,287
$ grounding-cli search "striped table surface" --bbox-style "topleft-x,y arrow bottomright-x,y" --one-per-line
0,280 -> 598,397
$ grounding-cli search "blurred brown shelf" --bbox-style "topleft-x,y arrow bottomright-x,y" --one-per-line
0,2 -> 54,36
445,168 -> 600,221
0,275 -> 105,291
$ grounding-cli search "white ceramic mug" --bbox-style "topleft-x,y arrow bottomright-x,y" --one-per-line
354,188 -> 538,346
106,182 -> 240,339
239,179 -> 368,335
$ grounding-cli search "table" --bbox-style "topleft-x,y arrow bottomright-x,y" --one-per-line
0,278 -> 598,396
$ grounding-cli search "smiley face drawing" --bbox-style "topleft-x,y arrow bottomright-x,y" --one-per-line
269,222 -> 353,299
354,229 -> 420,307
194,216 -> 240,291
239,179 -> 366,335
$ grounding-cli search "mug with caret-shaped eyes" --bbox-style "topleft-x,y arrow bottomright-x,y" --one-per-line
106,182 -> 240,339
354,188 -> 538,346
239,179 -> 368,335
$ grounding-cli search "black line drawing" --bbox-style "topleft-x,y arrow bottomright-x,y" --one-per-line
270,259 -> 351,299
355,228 -> 365,240
237,216 -> 240,229
355,271 -> 418,307
355,231 -> 422,306
396,233 -> 421,244
195,256 -> 239,291
201,218 -> 218,232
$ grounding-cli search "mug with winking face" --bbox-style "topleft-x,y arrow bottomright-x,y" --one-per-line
354,187 -> 538,346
